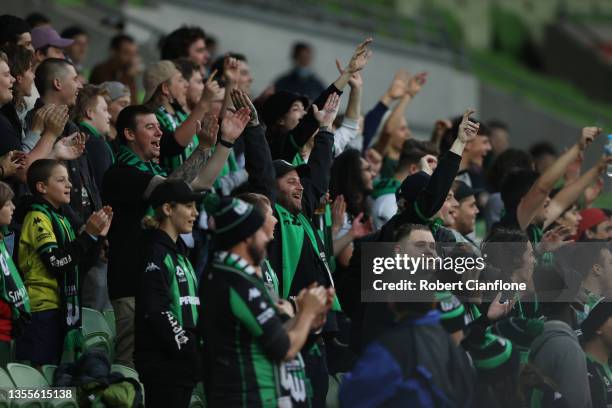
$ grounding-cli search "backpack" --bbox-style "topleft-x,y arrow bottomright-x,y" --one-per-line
54,349 -> 144,408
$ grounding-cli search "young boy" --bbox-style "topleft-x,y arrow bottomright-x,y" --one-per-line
16,159 -> 112,366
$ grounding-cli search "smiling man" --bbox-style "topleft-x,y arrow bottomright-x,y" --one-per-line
102,103 -> 250,368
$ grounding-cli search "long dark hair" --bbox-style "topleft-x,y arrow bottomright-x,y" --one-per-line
329,149 -> 370,218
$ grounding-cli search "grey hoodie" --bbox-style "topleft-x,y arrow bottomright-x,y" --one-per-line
530,320 -> 592,408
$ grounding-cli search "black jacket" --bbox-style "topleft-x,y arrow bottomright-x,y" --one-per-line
134,229 -> 200,386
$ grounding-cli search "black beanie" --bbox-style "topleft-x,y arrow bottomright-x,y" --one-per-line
581,300 -> 612,342
463,329 -> 519,383
213,198 -> 264,250
492,317 -> 544,350
436,291 -> 466,334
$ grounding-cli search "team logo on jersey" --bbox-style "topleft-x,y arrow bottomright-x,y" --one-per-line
248,287 -> 261,301
145,262 -> 160,273
0,254 -> 9,277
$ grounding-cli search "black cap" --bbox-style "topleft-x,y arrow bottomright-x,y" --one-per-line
454,181 -> 482,202
261,91 -> 309,128
581,300 -> 612,342
149,180 -> 205,209
273,159 -> 309,179
213,198 -> 265,250
396,171 -> 430,203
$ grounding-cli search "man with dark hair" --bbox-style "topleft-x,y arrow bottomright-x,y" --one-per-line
274,41 -> 326,101
159,26 -> 209,71
24,12 -> 50,29
0,15 -> 33,51
61,26 -> 89,77
102,103 -> 250,368
529,141 -> 558,174
90,34 -> 140,104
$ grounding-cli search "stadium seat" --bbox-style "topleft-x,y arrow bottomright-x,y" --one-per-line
110,364 -> 139,380
102,309 -> 117,339
82,308 -> 114,359
82,308 -> 113,342
0,366 -> 13,408
41,365 -> 57,386
7,363 -> 48,388
189,393 -> 205,408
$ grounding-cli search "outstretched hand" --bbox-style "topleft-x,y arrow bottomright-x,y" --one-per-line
221,107 -> 251,142
457,109 -> 479,144
196,113 -> 219,149
579,126 -> 602,151
230,89 -> 259,127
335,59 -> 363,89
53,132 -> 87,161
312,93 -> 341,128
346,38 -> 373,74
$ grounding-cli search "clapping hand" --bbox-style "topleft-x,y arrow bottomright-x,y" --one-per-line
0,151 -> 26,178
85,206 -> 113,237
53,132 -> 87,161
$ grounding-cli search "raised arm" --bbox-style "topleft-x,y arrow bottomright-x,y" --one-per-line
232,89 -> 276,203
401,109 -> 477,223
171,71 -> 220,147
301,93 -> 340,216
372,72 -> 427,155
517,127 -> 601,230
187,108 -> 250,190
544,155 -> 612,229
281,38 -> 373,160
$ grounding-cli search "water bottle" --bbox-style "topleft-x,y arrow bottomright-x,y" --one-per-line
607,135 -> 612,177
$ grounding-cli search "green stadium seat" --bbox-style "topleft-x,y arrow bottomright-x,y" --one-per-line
110,364 -> 139,380
102,310 -> 117,339
189,393 -> 205,408
40,365 -> 57,386
7,363 -> 48,388
82,308 -> 113,342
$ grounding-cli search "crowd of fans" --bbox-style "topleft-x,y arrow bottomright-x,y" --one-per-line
0,9 -> 611,408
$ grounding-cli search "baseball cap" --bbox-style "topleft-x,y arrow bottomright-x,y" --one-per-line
575,208 -> 608,240
581,300 -> 612,342
99,81 -> 130,101
149,180 -> 205,209
31,26 -> 74,50
273,159 -> 309,179
261,91 -> 309,128
142,60 -> 181,103
454,181 -> 482,202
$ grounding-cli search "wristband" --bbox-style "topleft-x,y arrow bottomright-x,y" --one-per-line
218,138 -> 234,148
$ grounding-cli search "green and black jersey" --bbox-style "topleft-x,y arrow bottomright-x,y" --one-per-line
156,105 -> 199,172
201,251 -> 310,408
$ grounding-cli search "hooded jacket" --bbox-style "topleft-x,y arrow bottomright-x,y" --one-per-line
529,320 -> 592,408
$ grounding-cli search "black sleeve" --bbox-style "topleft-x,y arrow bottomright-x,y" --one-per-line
278,84 -> 343,161
588,363 -> 607,408
242,124 -> 276,204
160,127 -> 186,159
85,136 -> 112,191
38,233 -> 100,279
102,166 -> 155,206
139,249 -> 196,357
399,151 -> 461,224
301,130 -> 334,218
228,273 -> 290,362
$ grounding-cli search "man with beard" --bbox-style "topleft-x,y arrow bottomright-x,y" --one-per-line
200,197 -> 332,408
